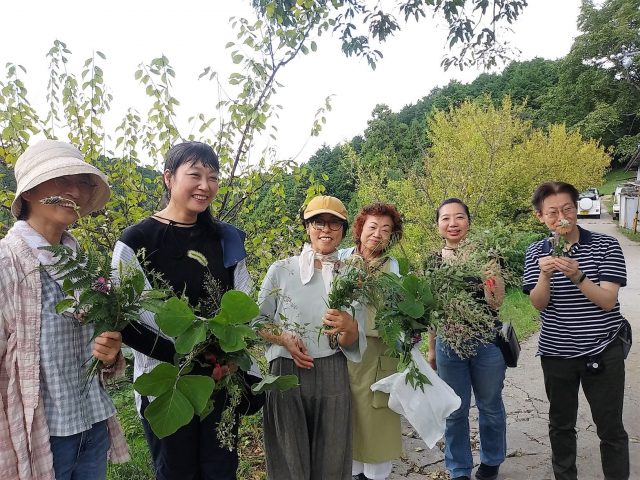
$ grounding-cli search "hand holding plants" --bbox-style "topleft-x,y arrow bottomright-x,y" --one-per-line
538,256 -> 557,277
92,331 -> 122,365
284,333 -> 314,369
553,256 -> 580,280
323,309 -> 357,346
483,263 -> 505,310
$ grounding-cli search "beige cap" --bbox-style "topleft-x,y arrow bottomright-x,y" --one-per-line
11,140 -> 111,218
303,195 -> 348,220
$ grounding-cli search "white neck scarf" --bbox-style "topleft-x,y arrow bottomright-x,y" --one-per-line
11,220 -> 78,286
299,242 -> 340,293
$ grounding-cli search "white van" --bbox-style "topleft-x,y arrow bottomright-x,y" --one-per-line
578,188 -> 601,218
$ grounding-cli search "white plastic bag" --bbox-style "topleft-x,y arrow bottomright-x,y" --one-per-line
370,346 -> 461,448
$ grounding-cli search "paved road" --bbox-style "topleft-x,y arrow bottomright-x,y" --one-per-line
390,208 -> 639,479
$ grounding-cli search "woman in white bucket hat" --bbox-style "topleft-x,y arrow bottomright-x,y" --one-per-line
0,140 -> 129,479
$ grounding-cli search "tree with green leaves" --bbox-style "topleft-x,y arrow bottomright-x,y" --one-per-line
536,0 -> 640,163
252,0 -> 529,70
353,96 -> 611,263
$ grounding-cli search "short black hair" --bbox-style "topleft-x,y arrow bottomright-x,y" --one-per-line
531,181 -> 580,212
162,141 -> 221,228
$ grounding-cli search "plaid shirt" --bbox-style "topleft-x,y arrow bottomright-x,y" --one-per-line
40,271 -> 116,436
0,226 -> 129,480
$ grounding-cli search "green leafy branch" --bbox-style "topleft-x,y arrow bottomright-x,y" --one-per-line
375,263 -> 435,391
133,289 -> 298,442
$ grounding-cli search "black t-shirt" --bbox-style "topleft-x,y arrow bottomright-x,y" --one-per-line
119,217 -> 233,363
119,217 -> 233,308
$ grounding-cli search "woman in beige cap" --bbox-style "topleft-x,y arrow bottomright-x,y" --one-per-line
0,140 -> 128,479
257,195 -> 367,480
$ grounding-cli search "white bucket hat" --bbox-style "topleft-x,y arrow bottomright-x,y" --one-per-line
11,140 -> 111,218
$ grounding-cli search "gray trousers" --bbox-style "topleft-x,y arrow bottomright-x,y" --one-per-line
264,354 -> 352,480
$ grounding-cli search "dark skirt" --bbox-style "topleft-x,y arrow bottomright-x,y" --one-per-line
263,353 -> 352,480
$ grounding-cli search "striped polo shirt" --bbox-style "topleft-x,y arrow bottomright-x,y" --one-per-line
523,226 -> 627,358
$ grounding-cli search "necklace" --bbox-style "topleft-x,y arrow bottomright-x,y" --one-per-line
152,214 -> 197,226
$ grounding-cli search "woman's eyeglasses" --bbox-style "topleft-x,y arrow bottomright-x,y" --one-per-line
53,175 -> 97,193
310,219 -> 343,231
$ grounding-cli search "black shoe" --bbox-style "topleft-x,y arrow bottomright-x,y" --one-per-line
452,476 -> 470,480
352,475 -> 367,480
475,462 -> 499,480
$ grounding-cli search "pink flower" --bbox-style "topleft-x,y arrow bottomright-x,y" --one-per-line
93,277 -> 111,293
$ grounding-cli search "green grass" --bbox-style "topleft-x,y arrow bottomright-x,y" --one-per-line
619,226 -> 640,242
599,168 -> 636,195
105,371 -> 267,480
107,379 -> 153,480
499,287 -> 540,340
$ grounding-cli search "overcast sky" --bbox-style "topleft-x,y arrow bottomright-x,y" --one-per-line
0,0 -> 582,165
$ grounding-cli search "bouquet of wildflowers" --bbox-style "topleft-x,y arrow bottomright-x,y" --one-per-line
320,254 -> 382,348
423,241 -> 501,359
39,196 -> 169,389
549,219 -> 576,256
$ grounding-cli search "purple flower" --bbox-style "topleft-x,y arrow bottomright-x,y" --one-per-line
93,277 -> 111,293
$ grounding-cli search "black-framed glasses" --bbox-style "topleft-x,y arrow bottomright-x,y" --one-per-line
310,219 -> 343,231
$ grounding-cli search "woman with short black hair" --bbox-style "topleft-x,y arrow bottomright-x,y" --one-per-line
427,198 -> 507,480
113,141 -> 262,479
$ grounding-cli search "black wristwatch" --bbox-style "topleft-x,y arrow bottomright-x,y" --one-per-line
574,272 -> 587,285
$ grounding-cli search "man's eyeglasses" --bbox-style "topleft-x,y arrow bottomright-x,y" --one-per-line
310,219 -> 343,231
544,205 -> 576,219
53,175 -> 97,193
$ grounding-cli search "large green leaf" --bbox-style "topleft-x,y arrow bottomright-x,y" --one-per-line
155,297 -> 195,337
418,281 -> 434,307
176,375 -> 215,414
174,322 -> 208,354
133,363 -> 179,396
398,298 -> 425,319
401,274 -> 421,298
251,374 -> 299,394
220,290 -> 259,324
396,257 -> 410,276
55,298 -> 75,314
139,298 -> 165,314
209,323 -> 256,352
143,389 -> 193,438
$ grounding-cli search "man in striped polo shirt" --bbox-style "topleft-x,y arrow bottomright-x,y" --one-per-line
523,181 -> 629,480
